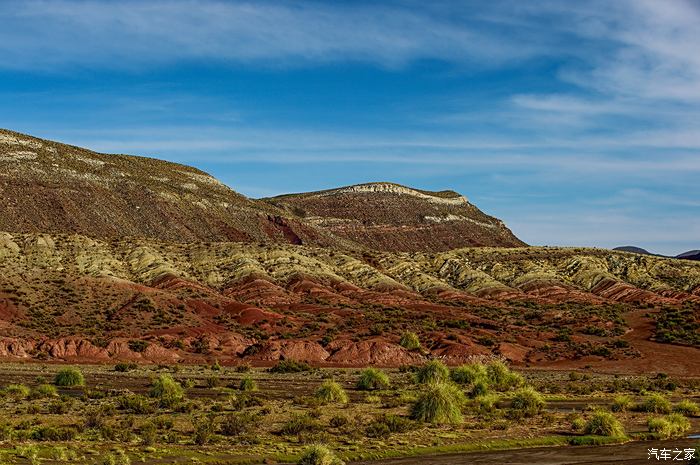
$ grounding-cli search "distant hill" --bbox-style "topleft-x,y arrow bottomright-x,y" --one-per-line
677,250 -> 700,261
614,246 -> 653,255
265,182 -> 525,252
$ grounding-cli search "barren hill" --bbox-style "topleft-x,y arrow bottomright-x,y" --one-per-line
0,129 -> 339,247
1,231 -> 699,371
266,182 -> 525,252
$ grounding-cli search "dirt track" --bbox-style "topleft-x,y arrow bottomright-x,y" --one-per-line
351,438 -> 700,465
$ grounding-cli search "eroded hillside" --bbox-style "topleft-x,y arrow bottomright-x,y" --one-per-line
266,182 -> 525,251
1,232 -> 698,372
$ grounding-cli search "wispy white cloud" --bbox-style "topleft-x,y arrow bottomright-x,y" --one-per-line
0,0 -> 544,70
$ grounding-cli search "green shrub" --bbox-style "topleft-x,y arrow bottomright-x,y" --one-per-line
281,414 -> 319,435
192,415 -> 216,445
31,384 -> 58,399
5,383 -> 31,399
414,360 -> 450,384
365,420 -> 390,438
314,380 -> 348,404
410,382 -> 465,424
381,414 -> 415,433
54,368 -> 85,387
468,380 -> 490,398
114,362 -> 137,372
648,413 -> 691,439
269,359 -> 312,373
611,395 -> 632,412
451,363 -> 488,385
510,387 -> 545,417
486,360 -> 524,390
473,393 -> 499,415
298,444 -> 344,465
239,376 -> 258,392
356,368 -> 391,391
571,416 -> 586,432
399,331 -> 421,351
149,375 -> 184,408
673,399 -> 699,416
117,394 -> 155,414
220,412 -> 258,437
638,393 -> 672,413
584,410 -> 625,437
30,425 -> 78,441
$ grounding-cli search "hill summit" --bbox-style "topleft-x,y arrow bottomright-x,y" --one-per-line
266,182 -> 525,251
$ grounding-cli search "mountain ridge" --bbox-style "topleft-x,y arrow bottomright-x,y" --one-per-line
0,128 -> 524,252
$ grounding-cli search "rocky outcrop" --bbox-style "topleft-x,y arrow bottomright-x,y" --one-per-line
325,339 -> 424,365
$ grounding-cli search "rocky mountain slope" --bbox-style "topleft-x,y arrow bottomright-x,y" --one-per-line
0,129 -> 524,252
0,129 -> 343,247
1,232 -> 698,368
266,183 -> 525,252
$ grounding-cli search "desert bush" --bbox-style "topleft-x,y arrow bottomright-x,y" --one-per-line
570,416 -> 586,432
648,413 -> 691,439
239,376 -> 258,392
4,383 -> 30,399
117,394 -> 155,414
314,380 -> 348,405
451,363 -> 488,385
221,411 -> 258,437
584,410 -> 625,437
486,360 -> 524,390
365,420 -> 390,438
329,415 -> 349,428
150,374 -> 184,408
381,413 -> 416,433
192,415 -> 216,445
269,359 -> 312,373
356,368 -> 390,391
31,425 -> 78,441
410,382 -> 465,424
54,367 -> 85,387
139,422 -> 157,446
47,399 -> 72,414
399,331 -> 421,351
468,380 -> 490,398
473,393 -> 499,415
611,395 -> 632,412
31,384 -> 57,399
637,393 -> 672,413
298,444 -> 344,465
510,387 -> 545,417
114,362 -> 137,372
206,376 -> 220,388
99,449 -> 131,465
673,399 -> 699,416
414,360 -> 450,385
281,414 -> 320,435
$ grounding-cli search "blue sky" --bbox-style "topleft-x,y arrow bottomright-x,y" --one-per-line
1,0 -> 699,255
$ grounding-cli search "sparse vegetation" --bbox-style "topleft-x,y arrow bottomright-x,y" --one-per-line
399,331 -> 421,351
298,444 -> 345,465
315,380 -> 349,404
411,382 -> 465,424
584,410 -> 625,437
54,368 -> 85,387
414,360 -> 450,384
149,374 -> 184,408
357,368 -> 391,391
510,387 -> 545,417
